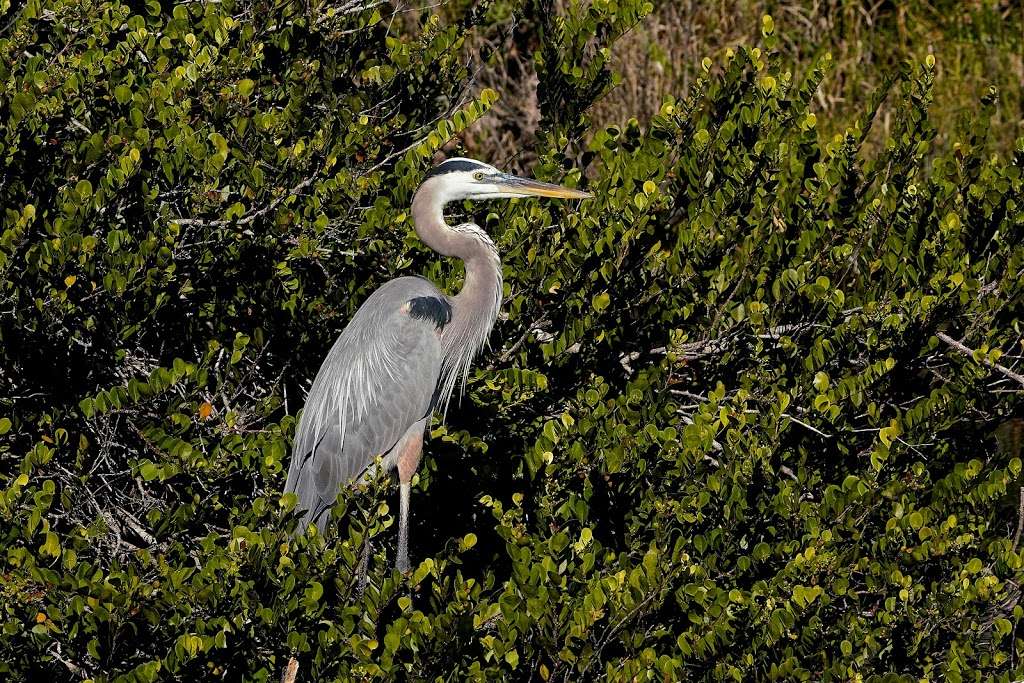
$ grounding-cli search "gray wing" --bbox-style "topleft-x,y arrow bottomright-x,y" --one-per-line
285,276 -> 450,531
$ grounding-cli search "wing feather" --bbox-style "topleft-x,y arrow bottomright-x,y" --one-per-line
285,277 -> 446,530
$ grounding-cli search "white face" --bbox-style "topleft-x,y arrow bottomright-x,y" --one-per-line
427,157 -> 593,203
432,160 -> 508,201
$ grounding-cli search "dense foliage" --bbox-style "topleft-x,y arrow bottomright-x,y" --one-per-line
2,0 -> 1023,680
572,0 -> 1024,157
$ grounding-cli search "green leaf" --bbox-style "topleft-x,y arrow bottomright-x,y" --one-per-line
139,462 -> 160,481
812,372 -> 829,392
41,532 -> 60,557
114,84 -> 133,104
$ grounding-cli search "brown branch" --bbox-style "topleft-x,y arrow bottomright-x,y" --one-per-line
782,412 -> 834,438
48,642 -> 88,679
172,174 -> 319,228
494,313 -> 550,365
115,504 -> 158,547
1013,487 -> 1024,553
936,332 -> 1024,388
281,656 -> 299,683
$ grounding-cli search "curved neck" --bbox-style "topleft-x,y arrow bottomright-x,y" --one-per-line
411,180 -> 502,294
411,179 -> 504,412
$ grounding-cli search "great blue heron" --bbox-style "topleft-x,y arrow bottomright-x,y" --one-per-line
284,157 -> 591,572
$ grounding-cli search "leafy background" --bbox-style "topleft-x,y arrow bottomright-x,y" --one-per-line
1,0 -> 1023,680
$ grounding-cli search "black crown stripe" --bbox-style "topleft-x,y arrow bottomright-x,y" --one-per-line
424,159 -> 488,179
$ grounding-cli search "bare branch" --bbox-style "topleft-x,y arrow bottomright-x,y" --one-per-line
782,412 -> 833,438
936,332 -> 1024,388
1013,487 -> 1024,553
172,174 -> 319,228
48,642 -> 88,680
281,657 -> 299,683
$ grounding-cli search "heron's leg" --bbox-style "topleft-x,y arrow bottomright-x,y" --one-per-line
394,424 -> 425,574
396,482 -> 412,573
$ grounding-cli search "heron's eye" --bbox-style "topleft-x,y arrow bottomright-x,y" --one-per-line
473,171 -> 485,181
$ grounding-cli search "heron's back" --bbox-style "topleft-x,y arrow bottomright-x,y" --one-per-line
285,276 -> 448,530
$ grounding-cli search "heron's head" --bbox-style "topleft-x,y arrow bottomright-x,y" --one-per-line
423,157 -> 592,203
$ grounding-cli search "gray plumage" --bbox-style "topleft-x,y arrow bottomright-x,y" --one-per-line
284,157 -> 591,573
285,277 -> 445,529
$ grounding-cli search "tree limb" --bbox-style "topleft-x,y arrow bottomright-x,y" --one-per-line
281,656 -> 299,683
936,332 -> 1024,388
1012,486 -> 1024,553
172,174 -> 318,228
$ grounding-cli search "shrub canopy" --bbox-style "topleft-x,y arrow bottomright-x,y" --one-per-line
1,0 -> 1023,680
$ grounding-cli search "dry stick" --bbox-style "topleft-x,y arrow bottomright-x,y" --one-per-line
356,537 -> 371,596
494,313 -> 549,365
281,657 -> 298,683
173,175 -> 318,228
1012,486 -> 1024,553
1012,487 -> 1024,672
936,332 -> 1024,388
782,412 -> 834,438
50,642 -> 88,679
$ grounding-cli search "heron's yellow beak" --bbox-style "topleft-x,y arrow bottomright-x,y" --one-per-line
498,174 -> 593,199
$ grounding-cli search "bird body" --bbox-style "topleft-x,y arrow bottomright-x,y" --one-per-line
285,276 -> 447,530
284,158 -> 590,572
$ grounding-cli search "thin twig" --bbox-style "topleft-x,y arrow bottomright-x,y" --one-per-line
782,412 -> 833,438
1012,486 -> 1024,553
173,174 -> 319,228
495,313 -> 549,364
937,332 -> 1024,388
49,642 -> 88,679
281,656 -> 298,683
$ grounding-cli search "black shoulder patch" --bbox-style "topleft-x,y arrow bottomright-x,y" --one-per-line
407,296 -> 452,330
425,159 -> 486,179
